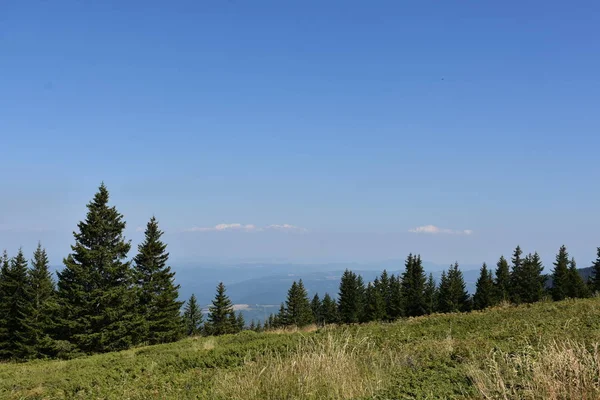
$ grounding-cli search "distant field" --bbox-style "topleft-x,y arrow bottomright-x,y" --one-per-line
2,298 -> 600,399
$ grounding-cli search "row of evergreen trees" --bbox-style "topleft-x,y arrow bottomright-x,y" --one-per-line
0,185 -> 242,361
265,247 -> 600,328
181,284 -> 246,337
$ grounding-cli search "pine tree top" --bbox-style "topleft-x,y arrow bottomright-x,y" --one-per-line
512,246 -> 523,267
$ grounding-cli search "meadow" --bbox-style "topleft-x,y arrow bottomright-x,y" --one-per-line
1,298 -> 599,400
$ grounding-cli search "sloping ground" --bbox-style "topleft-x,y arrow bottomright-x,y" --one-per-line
1,298 -> 600,399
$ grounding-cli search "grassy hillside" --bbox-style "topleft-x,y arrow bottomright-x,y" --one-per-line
2,298 -> 600,400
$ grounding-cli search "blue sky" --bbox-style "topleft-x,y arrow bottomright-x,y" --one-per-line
1,1 -> 599,267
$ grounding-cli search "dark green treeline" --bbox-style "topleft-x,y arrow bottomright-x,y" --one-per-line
265,245 -> 598,330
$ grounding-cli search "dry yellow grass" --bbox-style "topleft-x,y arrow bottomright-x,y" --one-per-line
212,332 -> 397,400
469,339 -> 600,400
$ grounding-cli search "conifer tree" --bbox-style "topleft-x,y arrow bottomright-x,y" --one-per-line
311,293 -> 322,326
374,270 -> 391,320
551,245 -> 570,301
566,258 -> 589,299
57,184 -> 137,353
520,252 -> 546,303
494,255 -> 511,303
438,263 -> 470,313
337,269 -> 364,323
588,248 -> 600,294
401,254 -> 427,317
284,280 -> 313,327
320,293 -> 339,324
206,282 -> 234,335
182,294 -> 203,336
423,273 -> 436,314
473,263 -> 495,310
388,274 -> 403,319
29,243 -> 59,357
267,313 -> 275,330
0,251 -> 9,345
357,275 -> 366,312
235,312 -> 245,332
363,282 -> 386,322
227,312 -> 238,333
255,320 -> 262,332
133,217 -> 183,344
0,249 -> 35,359
275,303 -> 287,327
283,281 -> 297,324
509,246 -> 524,303
436,270 -> 451,313
249,320 -> 256,331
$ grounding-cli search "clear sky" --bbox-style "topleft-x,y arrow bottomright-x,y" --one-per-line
1,1 -> 599,268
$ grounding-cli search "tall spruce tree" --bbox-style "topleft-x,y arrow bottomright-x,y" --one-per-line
401,254 -> 427,317
588,248 -> 600,294
494,256 -> 511,303
206,282 -> 234,335
133,217 -> 183,344
520,252 -> 546,303
321,293 -> 339,325
473,263 -> 495,310
423,273 -> 437,314
57,184 -> 137,353
566,258 -> 589,299
284,280 -> 313,327
338,269 -> 364,324
311,293 -> 323,326
29,243 -> 58,357
0,249 -> 35,360
509,246 -> 524,303
551,245 -> 570,301
363,282 -> 386,322
182,294 -> 203,336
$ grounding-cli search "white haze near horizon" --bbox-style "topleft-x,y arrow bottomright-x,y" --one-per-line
2,227 -> 599,274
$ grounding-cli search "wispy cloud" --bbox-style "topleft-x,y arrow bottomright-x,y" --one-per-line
409,225 -> 473,235
265,224 -> 308,232
185,223 -> 258,232
184,223 -> 307,233
135,226 -> 145,232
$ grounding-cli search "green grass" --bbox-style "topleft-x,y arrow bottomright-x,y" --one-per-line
2,298 -> 600,399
